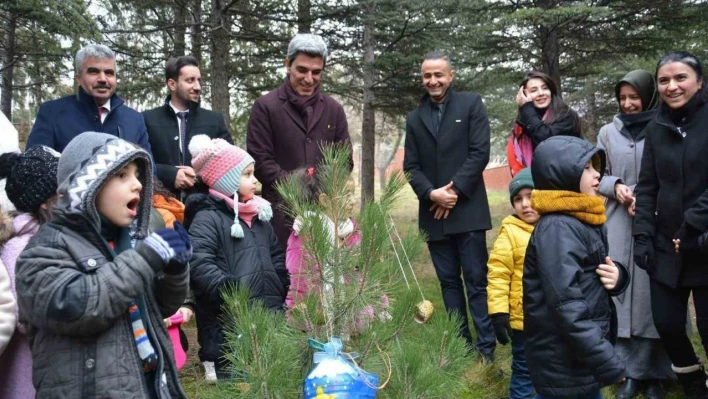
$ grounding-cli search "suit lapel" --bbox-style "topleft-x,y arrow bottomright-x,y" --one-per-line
283,101 -> 307,134
419,100 -> 436,141
308,96 -> 325,133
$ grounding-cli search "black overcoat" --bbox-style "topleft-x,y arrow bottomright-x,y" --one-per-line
403,90 -> 492,241
634,97 -> 708,287
143,97 -> 232,195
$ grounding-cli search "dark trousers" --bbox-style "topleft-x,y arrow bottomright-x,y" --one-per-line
510,330 -> 534,399
650,279 -> 708,367
535,392 -> 602,399
427,230 -> 496,356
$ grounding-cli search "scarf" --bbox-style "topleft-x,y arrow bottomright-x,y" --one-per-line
292,211 -> 355,245
617,109 -> 656,140
284,77 -> 322,130
508,108 -> 550,176
100,217 -> 158,372
531,190 -> 607,226
209,189 -> 273,237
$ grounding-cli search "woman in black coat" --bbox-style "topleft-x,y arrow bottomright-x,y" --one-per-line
508,71 -> 581,176
634,51 -> 708,398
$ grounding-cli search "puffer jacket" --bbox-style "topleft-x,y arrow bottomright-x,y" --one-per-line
16,133 -> 188,399
523,136 -> 629,396
186,194 -> 288,362
487,215 -> 533,331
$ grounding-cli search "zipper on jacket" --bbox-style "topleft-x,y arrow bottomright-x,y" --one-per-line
678,126 -> 687,138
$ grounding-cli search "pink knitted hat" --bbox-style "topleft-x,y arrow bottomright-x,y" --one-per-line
188,135 -> 253,197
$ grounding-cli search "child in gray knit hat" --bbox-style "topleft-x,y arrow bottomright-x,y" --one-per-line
15,132 -> 192,398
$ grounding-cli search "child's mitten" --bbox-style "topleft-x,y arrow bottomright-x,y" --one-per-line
142,222 -> 193,266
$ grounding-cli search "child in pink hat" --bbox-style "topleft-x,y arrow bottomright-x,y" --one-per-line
186,135 -> 289,381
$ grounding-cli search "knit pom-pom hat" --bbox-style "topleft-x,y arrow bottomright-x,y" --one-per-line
189,134 -> 270,238
0,146 -> 60,213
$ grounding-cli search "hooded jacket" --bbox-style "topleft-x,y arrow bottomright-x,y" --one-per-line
16,132 -> 188,399
487,215 -> 534,331
523,136 -> 629,396
185,193 -> 287,362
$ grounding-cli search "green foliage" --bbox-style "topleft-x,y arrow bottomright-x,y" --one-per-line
218,145 -> 471,398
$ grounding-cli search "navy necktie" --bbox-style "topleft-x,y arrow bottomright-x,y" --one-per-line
176,111 -> 188,164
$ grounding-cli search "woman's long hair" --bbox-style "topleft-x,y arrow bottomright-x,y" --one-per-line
517,70 -> 578,128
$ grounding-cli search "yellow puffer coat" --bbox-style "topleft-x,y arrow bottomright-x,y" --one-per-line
487,215 -> 534,331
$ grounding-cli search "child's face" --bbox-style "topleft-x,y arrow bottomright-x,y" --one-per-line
579,161 -> 601,197
238,163 -> 258,201
512,188 -> 539,224
319,178 -> 356,219
96,161 -> 142,227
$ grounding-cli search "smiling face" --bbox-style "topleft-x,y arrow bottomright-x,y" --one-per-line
286,53 -> 324,96
76,57 -> 117,106
238,163 -> 258,201
579,160 -> 601,197
422,58 -> 454,103
512,188 -> 539,225
96,161 -> 142,227
618,83 -> 643,114
524,78 -> 552,109
657,61 -> 703,109
169,65 -> 201,107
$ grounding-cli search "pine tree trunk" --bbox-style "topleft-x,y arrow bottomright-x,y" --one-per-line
584,89 -> 597,143
1,11 -> 18,121
210,0 -> 231,128
540,25 -> 561,91
173,1 -> 187,56
191,0 -> 203,64
298,0 -> 311,33
360,14 -> 376,205
538,0 -> 561,91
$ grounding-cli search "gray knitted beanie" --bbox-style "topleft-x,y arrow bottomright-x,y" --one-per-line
56,132 -> 153,238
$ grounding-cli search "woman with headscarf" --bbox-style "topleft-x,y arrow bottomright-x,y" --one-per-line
597,70 -> 670,399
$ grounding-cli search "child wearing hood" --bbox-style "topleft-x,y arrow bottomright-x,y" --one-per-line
185,135 -> 289,381
16,132 -> 191,398
523,136 -> 629,399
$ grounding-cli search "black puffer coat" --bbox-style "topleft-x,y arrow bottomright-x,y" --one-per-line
634,96 -> 708,287
523,136 -> 629,396
186,194 -> 288,362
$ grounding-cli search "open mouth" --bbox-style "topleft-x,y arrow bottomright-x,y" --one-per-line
127,197 -> 140,216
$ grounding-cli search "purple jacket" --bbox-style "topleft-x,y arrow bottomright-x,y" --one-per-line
0,214 -> 37,399
246,82 -> 352,247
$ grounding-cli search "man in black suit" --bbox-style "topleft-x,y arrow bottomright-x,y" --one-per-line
143,56 -> 232,197
403,51 -> 495,361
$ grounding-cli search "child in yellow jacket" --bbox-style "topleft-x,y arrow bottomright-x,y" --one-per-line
487,168 -> 538,399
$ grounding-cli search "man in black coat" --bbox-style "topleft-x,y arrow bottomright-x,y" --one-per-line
403,51 -> 495,360
143,56 -> 232,198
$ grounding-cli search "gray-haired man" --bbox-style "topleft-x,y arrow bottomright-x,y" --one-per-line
27,44 -> 151,154
246,33 -> 352,249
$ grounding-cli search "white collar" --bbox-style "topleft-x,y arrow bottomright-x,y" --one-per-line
99,98 -> 111,111
169,100 -> 189,114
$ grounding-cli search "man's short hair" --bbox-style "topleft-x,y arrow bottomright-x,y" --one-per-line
287,34 -> 328,65
165,56 -> 200,82
75,44 -> 116,75
423,50 -> 453,68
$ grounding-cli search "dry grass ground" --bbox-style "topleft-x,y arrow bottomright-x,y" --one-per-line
178,185 -> 700,398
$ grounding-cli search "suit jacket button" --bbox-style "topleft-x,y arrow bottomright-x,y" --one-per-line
306,138 -> 312,144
